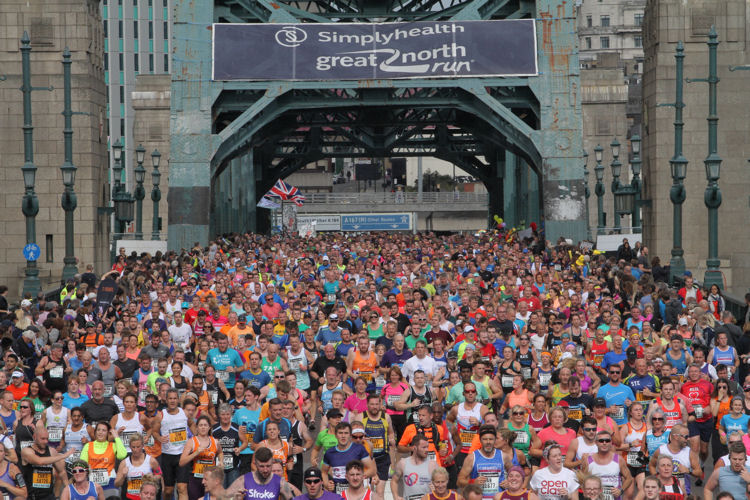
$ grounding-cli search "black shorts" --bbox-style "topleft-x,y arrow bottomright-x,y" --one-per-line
375,454 -> 391,481
628,465 -> 647,479
688,418 -> 714,442
161,452 -> 190,486
309,376 -> 320,393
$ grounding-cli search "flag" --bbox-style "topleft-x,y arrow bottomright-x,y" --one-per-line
257,196 -> 281,209
266,179 -> 305,207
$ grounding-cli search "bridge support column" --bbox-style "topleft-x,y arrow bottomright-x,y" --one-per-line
487,153 -> 504,228
527,168 -> 541,228
168,0 -> 214,250
503,150 -> 518,228
241,151 -> 256,234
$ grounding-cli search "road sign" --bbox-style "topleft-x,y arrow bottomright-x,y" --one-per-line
297,215 -> 341,231
341,213 -> 412,231
23,243 -> 40,262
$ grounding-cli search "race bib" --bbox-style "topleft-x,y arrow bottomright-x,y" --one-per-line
539,372 -> 552,387
611,405 -> 625,420
47,427 -> 63,442
138,388 -> 149,405
428,451 -> 436,462
594,355 -> 604,366
332,466 -> 346,480
127,476 -> 143,495
521,367 -> 532,379
49,365 -> 64,378
568,409 -> 583,421
209,390 -> 219,405
91,468 -> 110,486
459,430 -> 476,447
501,375 -> 514,388
482,473 -> 500,495
375,375 -> 386,389
327,294 -> 336,303
222,454 -> 234,469
386,394 -> 401,408
103,384 -> 114,397
32,470 -> 52,489
218,370 -> 230,382
627,451 -> 642,467
370,437 -> 384,453
602,486 -> 615,500
20,441 -> 33,450
121,431 -> 139,448
169,427 -> 187,445
335,482 -> 349,495
694,405 -> 704,419
358,370 -> 373,383
515,431 -> 529,445
194,459 -> 213,478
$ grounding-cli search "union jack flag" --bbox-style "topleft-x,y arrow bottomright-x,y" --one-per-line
266,179 -> 305,206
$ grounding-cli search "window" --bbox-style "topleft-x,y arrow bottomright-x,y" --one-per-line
134,21 -> 138,38
163,0 -> 167,6
600,15 -> 610,27
118,52 -> 123,69
104,53 -> 108,70
45,235 -> 53,263
103,0 -> 107,4
163,21 -> 168,39
120,118 -> 125,136
600,36 -> 610,48
163,53 -> 169,71
118,0 -> 122,4
149,21 -> 153,39
118,20 -> 123,38
148,0 -> 152,5
586,15 -> 592,27
585,37 -> 592,49
134,53 -> 139,71
119,86 -> 124,103
134,0 -> 138,4
149,54 -> 154,72
634,13 -> 644,26
103,20 -> 108,38
634,36 -> 643,48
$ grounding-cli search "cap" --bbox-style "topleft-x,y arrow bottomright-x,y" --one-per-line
85,321 -> 95,328
626,346 -> 638,358
304,467 -> 323,480
594,397 -> 607,407
351,427 -> 365,435
238,315 -> 247,322
446,351 -> 458,360
329,313 -> 338,320
678,317 -> 689,326
557,400 -> 569,407
653,357 -> 664,363
463,325 -> 474,333
20,299 -> 32,308
326,409 -> 343,419
11,371 -> 23,379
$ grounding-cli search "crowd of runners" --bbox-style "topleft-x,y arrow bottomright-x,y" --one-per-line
0,230 -> 750,500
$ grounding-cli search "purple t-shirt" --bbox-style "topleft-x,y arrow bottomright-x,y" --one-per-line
380,349 -> 413,369
293,492 -> 343,500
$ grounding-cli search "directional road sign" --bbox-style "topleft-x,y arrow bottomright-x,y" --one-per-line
341,213 -> 412,231
23,243 -> 41,262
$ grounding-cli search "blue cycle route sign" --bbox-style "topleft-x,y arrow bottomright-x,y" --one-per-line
341,213 -> 412,231
23,243 -> 41,262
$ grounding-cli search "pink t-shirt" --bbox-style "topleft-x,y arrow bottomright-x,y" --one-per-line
381,382 -> 409,415
344,393 -> 368,414
537,426 -> 576,467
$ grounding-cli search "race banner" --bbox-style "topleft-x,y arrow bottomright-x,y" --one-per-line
213,20 -> 538,81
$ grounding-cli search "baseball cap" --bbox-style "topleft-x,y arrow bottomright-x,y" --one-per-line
304,467 -> 323,480
594,397 -> 607,407
678,317 -> 688,326
85,321 -> 95,328
11,371 -> 23,379
446,351 -> 458,360
329,313 -> 338,320
20,299 -> 32,308
326,409 -> 343,419
463,325 -> 474,333
626,346 -> 637,358
238,315 -> 247,322
351,427 -> 365,435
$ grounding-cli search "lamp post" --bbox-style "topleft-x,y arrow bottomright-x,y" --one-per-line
151,149 -> 162,240
20,32 -> 44,296
583,150 -> 591,238
110,140 -> 134,259
703,26 -> 723,289
610,138 -> 623,232
668,41 -> 688,283
60,47 -> 78,281
133,144 -> 146,240
630,134 -> 642,233
594,145 -> 605,235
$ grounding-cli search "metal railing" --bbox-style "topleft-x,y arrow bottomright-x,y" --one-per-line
301,191 -> 489,205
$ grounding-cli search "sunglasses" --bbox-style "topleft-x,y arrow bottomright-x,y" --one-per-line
609,371 -> 621,375
651,417 -> 664,421
20,406 -> 31,410
275,376 -> 285,379
464,389 -> 477,394
352,435 -> 365,439
305,479 -> 322,485
512,411 -> 526,416
597,438 -> 612,443
72,468 -> 87,474
583,427 -> 597,432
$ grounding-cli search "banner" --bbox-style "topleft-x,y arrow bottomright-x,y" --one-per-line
213,20 -> 537,81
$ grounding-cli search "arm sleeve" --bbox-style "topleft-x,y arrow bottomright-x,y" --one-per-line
79,442 -> 89,463
113,437 -> 128,459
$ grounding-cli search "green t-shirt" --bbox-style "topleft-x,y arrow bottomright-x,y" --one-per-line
446,381 -> 489,405
315,429 -> 338,464
147,370 -> 172,394
405,334 -> 428,350
23,396 -> 45,416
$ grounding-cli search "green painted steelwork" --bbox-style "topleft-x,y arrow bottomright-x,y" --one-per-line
168,0 -> 585,246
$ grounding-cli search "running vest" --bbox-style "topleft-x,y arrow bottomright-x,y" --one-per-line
98,363 -> 116,397
574,436 -> 598,461
160,408 -> 189,455
320,382 -> 343,412
590,340 -> 608,368
470,449 -> 505,500
362,414 -> 388,458
516,349 -> 534,379
507,422 -> 532,458
656,398 -> 683,430
402,456 -> 432,500
67,482 -> 98,500
212,424 -> 241,471
456,403 -> 483,453
24,446 -> 54,500
586,454 -> 622,500
115,412 -> 144,453
242,472 -> 281,500
85,441 -> 116,487
286,347 -> 310,389
406,387 -> 433,424
190,436 -> 218,478
124,455 -> 154,500
351,350 -> 377,386
623,422 -> 647,468
44,407 -> 67,444
537,367 -> 552,392
657,444 -> 692,495
645,429 -> 670,457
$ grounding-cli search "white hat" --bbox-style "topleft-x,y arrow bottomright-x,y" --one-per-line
11,371 -> 23,379
464,325 -> 474,332
20,300 -> 32,308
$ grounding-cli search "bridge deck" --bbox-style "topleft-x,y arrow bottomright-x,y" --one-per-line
296,191 -> 488,213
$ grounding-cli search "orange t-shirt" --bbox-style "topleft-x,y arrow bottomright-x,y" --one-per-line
7,383 -> 29,403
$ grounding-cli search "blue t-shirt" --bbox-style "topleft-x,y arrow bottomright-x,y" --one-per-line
253,417 -> 292,444
322,443 -> 370,486
207,347 -> 244,389
596,383 -> 635,425
62,392 -> 89,410
316,328 -> 342,345
601,351 -> 627,371
232,407 -> 261,455
720,413 -> 750,434
239,369 -> 271,390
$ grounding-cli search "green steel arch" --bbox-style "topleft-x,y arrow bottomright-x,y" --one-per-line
168,0 -> 586,247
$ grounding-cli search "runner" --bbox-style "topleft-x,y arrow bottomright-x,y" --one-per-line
227,447 -> 295,500
580,430 -> 632,500
212,402 -> 246,487
391,435 -> 435,500
529,443 -> 579,500
422,467 -> 459,500
59,460 -> 104,500
321,422 -> 377,496
648,424 -> 702,496
79,421 -> 127,497
114,433 -> 161,500
154,388 -> 190,500
21,427 -> 75,500
362,393 -> 395,500
339,460 -> 373,500
565,416 -> 599,470
494,466 -> 537,500
457,425 -> 505,500
293,467 -> 343,500
446,382 -> 488,470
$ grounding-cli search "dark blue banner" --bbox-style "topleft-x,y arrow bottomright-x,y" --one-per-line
212,20 -> 537,81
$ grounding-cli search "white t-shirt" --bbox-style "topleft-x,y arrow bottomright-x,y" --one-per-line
94,344 -> 118,360
164,300 -> 183,315
401,355 -> 437,384
168,323 -> 193,352
530,466 -> 580,500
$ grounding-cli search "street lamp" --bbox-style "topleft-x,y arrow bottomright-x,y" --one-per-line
594,144 -> 605,235
668,41 -> 688,283
583,150 -> 591,238
60,47 -> 78,281
133,144 -> 146,240
151,149 -> 162,240
610,138 -> 623,232
630,134 -> 642,233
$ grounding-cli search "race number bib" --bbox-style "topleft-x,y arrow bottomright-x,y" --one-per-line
459,430 -> 476,447
121,431 -> 139,448
501,375 -> 514,388
194,460 -> 213,478
627,451 -> 642,467
144,432 -> 155,447
358,371 -> 373,383
335,482 -> 349,495
20,441 -> 33,450
539,372 -> 552,387
521,367 -> 532,379
370,437 -> 384,453
49,365 -> 64,378
222,454 -> 234,469
482,473 -> 500,495
103,384 -> 114,397
169,427 -> 187,445
209,390 -> 219,405
694,405 -> 704,419
610,405 -> 625,420
47,427 -> 63,442
32,470 -> 52,489
138,388 -> 149,405
568,409 -> 583,421
91,468 -> 110,486
127,476 -> 144,495
218,370 -> 230,382
332,466 -> 346,480
386,395 -> 401,408
601,486 -> 615,500
515,432 -> 529,445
